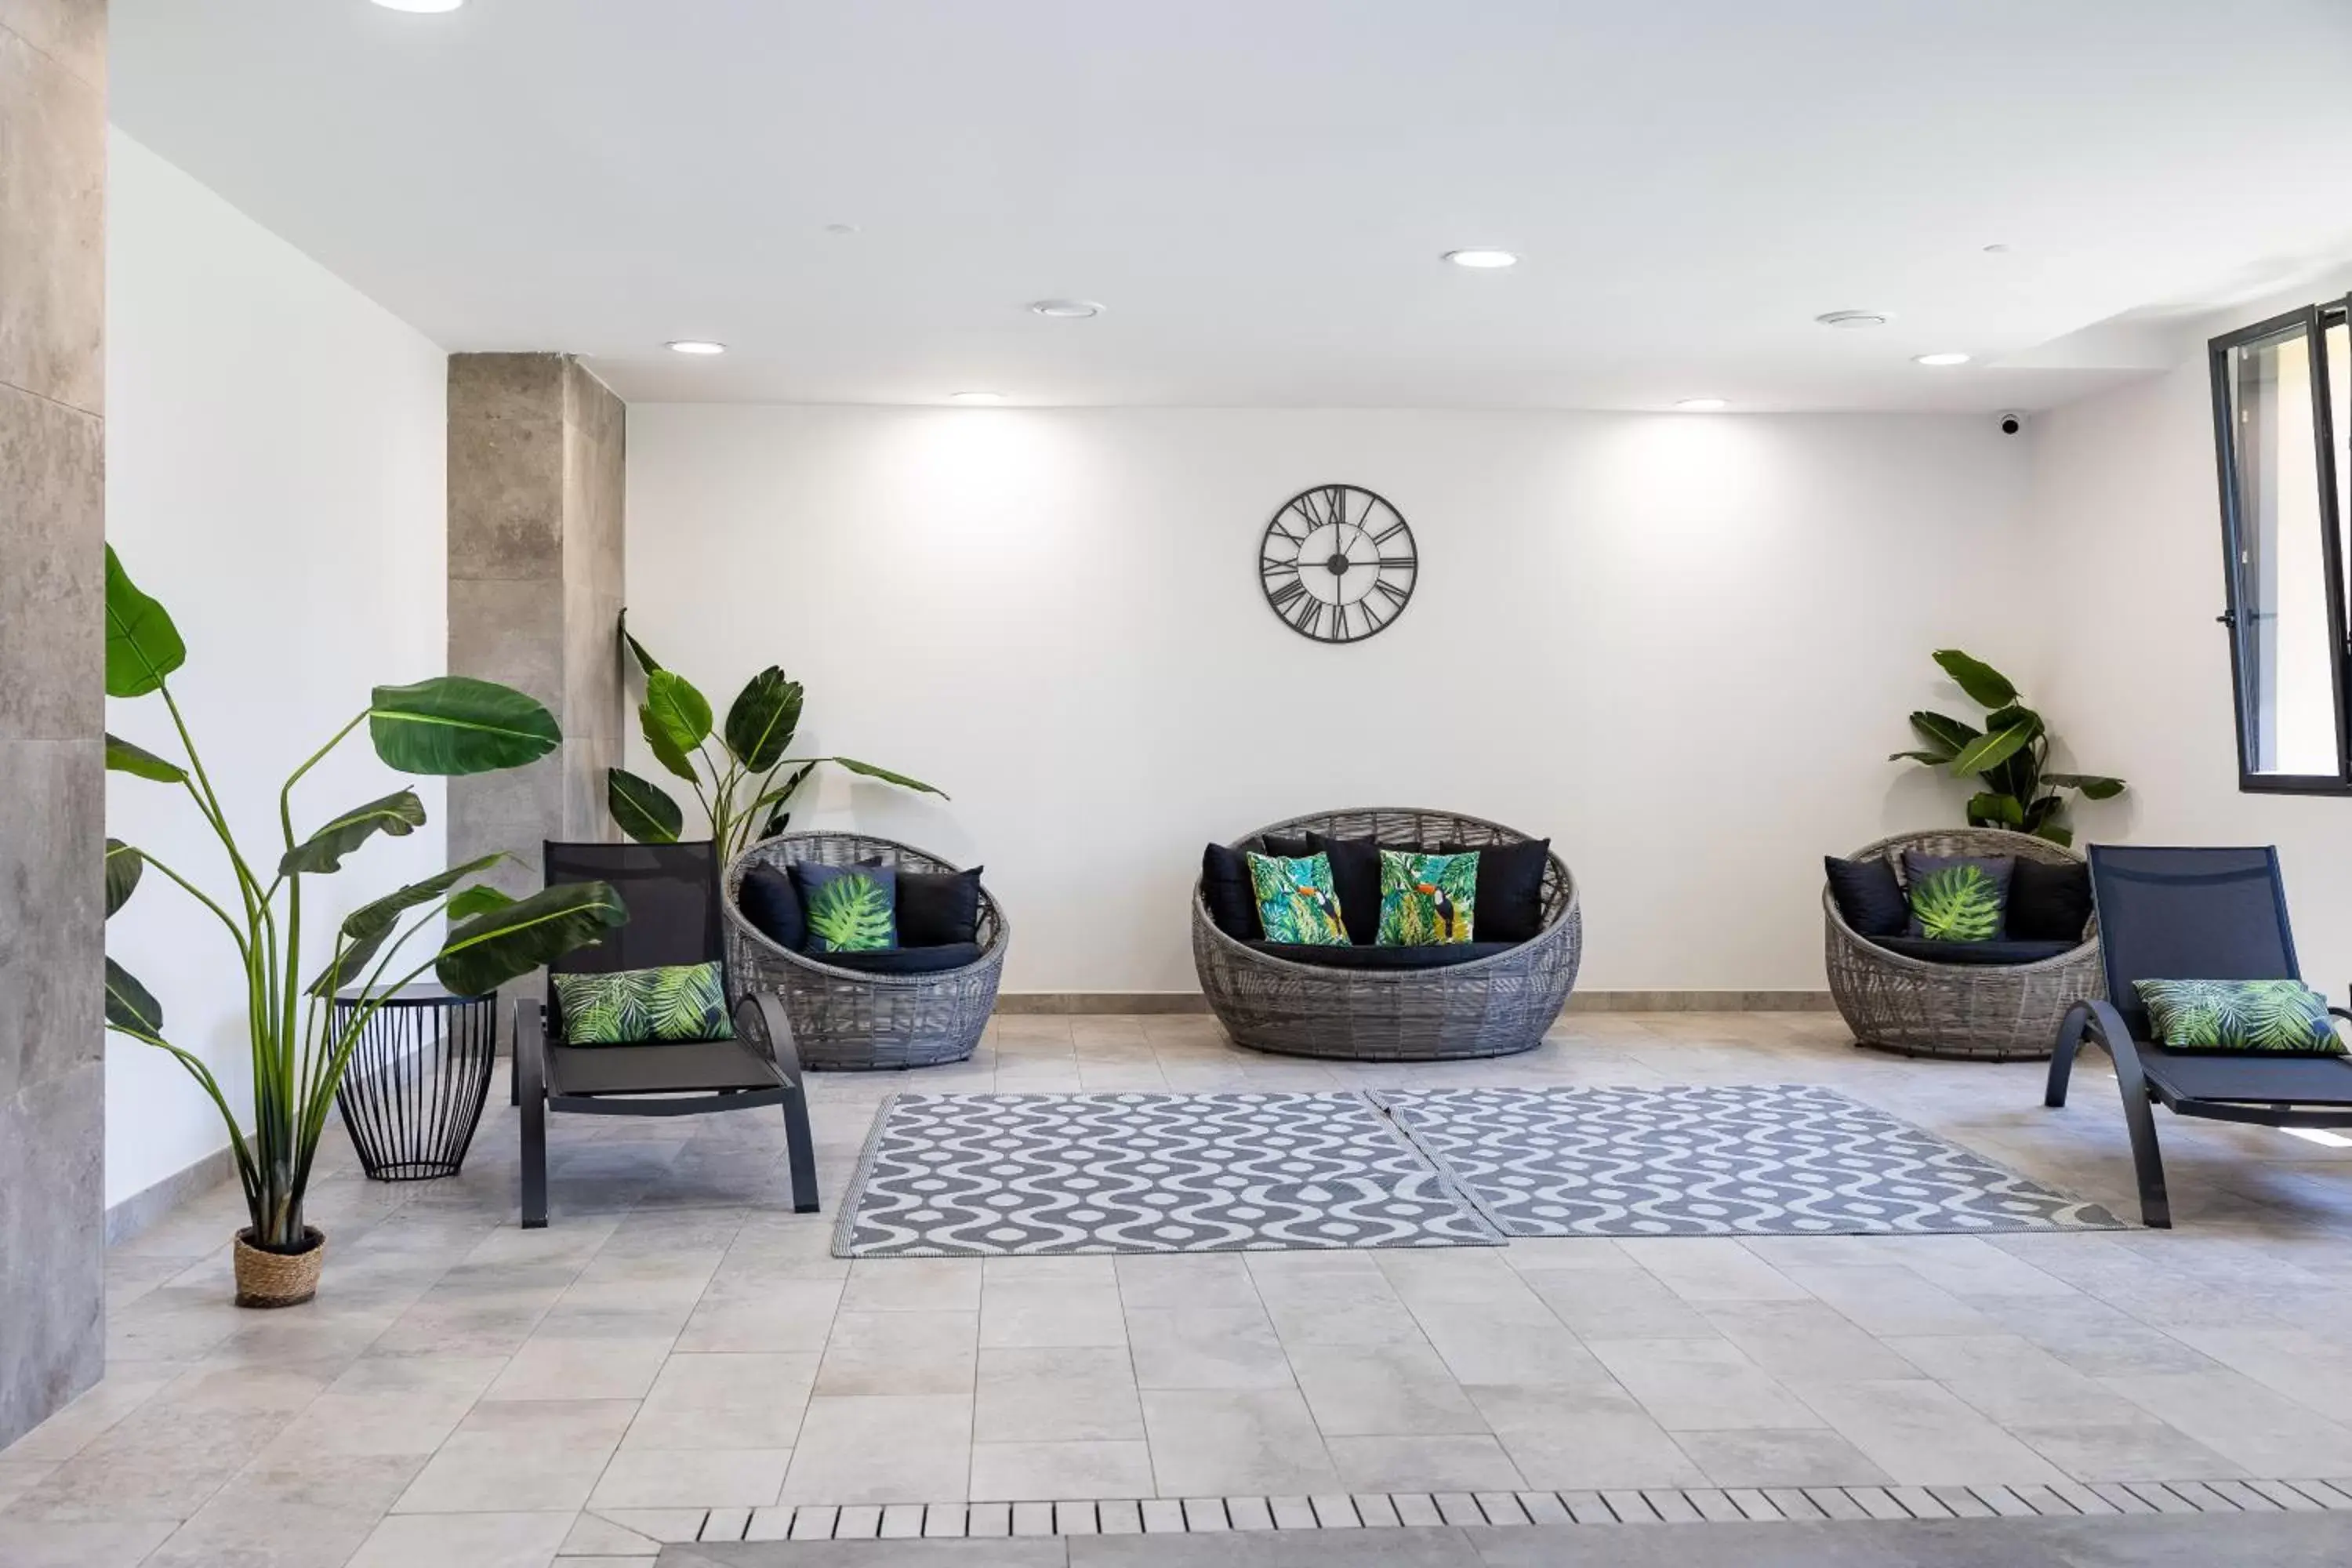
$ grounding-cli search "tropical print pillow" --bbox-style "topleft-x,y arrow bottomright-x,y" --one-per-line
796,862 -> 898,953
1246,851 -> 1352,946
1901,853 -> 2013,943
1377,848 -> 1479,946
2134,978 -> 2343,1054
553,961 -> 734,1046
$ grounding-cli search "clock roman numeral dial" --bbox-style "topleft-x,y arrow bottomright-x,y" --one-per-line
1259,484 -> 1415,644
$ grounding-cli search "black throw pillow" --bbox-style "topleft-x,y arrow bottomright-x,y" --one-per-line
1305,833 -> 1383,943
898,866 -> 985,946
1200,844 -> 1262,940
1435,838 -> 1552,942
738,862 -> 806,951
1259,832 -> 1315,859
1823,855 -> 1908,937
2007,858 -> 2093,944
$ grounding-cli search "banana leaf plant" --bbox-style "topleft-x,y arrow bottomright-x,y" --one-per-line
604,612 -> 945,862
1889,648 -> 2125,847
103,546 -> 627,1255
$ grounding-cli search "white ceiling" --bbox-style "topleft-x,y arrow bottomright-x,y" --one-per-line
115,0 -> 2352,412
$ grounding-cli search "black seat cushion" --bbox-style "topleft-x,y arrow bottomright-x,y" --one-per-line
1201,844 -> 1261,941
2138,1044 -> 2352,1106
1438,838 -> 1552,942
1825,854 -> 1908,937
1868,935 -> 2078,967
546,1036 -> 782,1098
2009,857 -> 2093,942
811,942 -> 983,975
898,866 -> 985,946
738,863 -> 806,951
1248,939 -> 1520,971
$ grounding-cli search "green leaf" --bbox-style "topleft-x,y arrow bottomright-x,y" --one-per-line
1909,865 -> 2001,942
104,956 -> 163,1033
2021,794 -> 2065,832
1948,723 -> 2035,778
447,885 -> 516,920
1932,648 -> 2018,710
642,669 -> 713,757
2046,772 -> 2126,800
827,756 -> 948,798
103,546 -> 188,699
619,608 -> 662,676
608,768 -> 684,844
641,713 -> 699,782
1889,750 -> 1951,765
370,677 -> 561,775
1965,791 -> 2026,828
723,667 -> 804,771
2032,822 -> 2075,848
805,872 -> 895,952
434,880 -> 629,998
106,732 -> 187,784
105,839 -> 142,918
1907,711 -> 1980,760
277,788 -> 426,876
760,807 -> 792,840
307,853 -> 508,996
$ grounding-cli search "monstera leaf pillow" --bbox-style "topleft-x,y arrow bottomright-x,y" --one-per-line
2134,979 -> 2343,1054
1245,851 -> 1352,946
1900,852 -> 2014,943
553,961 -> 733,1045
1377,848 -> 1479,946
793,862 -> 899,953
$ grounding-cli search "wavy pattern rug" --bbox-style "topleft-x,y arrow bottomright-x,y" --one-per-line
1373,1083 -> 2125,1236
836,1091 -> 1501,1257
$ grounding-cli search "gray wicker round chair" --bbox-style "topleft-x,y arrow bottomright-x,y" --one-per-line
1192,807 -> 1582,1062
1825,827 -> 2103,1062
724,832 -> 1007,1071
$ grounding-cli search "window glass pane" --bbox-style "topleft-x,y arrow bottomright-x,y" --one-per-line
2223,322 -> 2342,776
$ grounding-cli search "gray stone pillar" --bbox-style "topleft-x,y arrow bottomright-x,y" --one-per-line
446,354 -> 626,909
0,0 -> 107,1448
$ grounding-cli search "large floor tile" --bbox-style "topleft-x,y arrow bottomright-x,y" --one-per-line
1322,1433 -> 1526,1492
625,1352 -> 818,1450
815,1311 -> 979,1397
975,1348 -> 1144,1443
591,1445 -> 789,1507
1589,1338 -> 1820,1431
970,1439 -> 1156,1501
1465,1384 -> 1707,1490
781,1396 -> 974,1504
393,1399 -> 636,1513
1138,1388 -> 1341,1496
1788,1378 -> 2071,1486
981,1282 -> 1129,1348
345,1508 -> 576,1568
1127,1306 -> 1293,1390
1284,1341 -> 1488,1436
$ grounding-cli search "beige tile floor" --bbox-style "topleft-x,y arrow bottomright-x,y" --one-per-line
11,1009 -> 2352,1566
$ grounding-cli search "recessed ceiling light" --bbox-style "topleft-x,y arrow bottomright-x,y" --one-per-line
666,340 -> 726,356
949,391 -> 1004,405
1914,351 -> 1973,367
1816,310 -> 1892,329
1675,397 -> 1728,412
1443,249 -> 1519,269
371,0 -> 464,11
1028,299 -> 1102,318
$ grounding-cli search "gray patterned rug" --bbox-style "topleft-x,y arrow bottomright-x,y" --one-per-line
1372,1084 -> 2125,1236
836,1091 -> 1501,1257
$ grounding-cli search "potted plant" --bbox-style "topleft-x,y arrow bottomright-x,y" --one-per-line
1889,648 -> 2125,844
603,613 -> 945,859
102,546 -> 626,1306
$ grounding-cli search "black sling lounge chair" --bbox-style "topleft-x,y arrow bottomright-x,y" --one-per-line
516,840 -> 818,1228
2048,845 -> 2352,1228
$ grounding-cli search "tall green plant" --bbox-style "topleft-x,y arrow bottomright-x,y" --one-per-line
604,613 -> 945,862
1889,648 -> 2125,846
103,546 -> 627,1254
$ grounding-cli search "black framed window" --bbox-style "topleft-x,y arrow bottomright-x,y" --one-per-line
2209,302 -> 2352,793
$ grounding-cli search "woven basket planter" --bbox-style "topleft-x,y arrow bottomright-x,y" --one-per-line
233,1226 -> 325,1308
1825,826 -> 2103,1062
724,832 -> 1007,1071
1192,807 -> 1581,1062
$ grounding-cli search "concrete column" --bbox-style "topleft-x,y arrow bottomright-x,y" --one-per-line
445,354 -> 626,907
0,0 -> 107,1447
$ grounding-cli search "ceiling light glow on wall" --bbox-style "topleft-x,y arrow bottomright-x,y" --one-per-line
1914,352 -> 1973,366
1815,310 -> 1891,329
371,0 -> 465,12
949,392 -> 1004,405
1028,299 -> 1102,318
1443,249 -> 1519,269
1674,397 -> 1728,412
666,340 -> 727,356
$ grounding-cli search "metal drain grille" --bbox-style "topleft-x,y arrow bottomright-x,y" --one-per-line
570,1477 -> 2352,1549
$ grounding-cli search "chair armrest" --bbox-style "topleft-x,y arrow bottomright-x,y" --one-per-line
735,990 -> 805,1091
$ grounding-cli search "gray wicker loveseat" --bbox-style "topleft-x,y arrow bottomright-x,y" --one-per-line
1192,807 -> 1582,1062
1825,827 -> 2103,1062
724,831 -> 1007,1070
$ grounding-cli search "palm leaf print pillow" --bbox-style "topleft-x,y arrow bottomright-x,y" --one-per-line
1377,848 -> 1479,946
553,961 -> 733,1045
1900,852 -> 2014,943
2134,979 -> 2343,1054
794,862 -> 898,953
1245,850 -> 1352,946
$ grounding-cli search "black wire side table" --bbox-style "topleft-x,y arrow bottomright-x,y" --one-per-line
332,983 -> 498,1180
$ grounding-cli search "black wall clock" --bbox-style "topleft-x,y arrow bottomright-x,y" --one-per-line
1258,483 -> 1417,643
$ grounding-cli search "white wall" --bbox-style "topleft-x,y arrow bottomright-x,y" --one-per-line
2029,358 -> 2352,996
626,405 -> 2036,994
103,132 -> 448,1208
